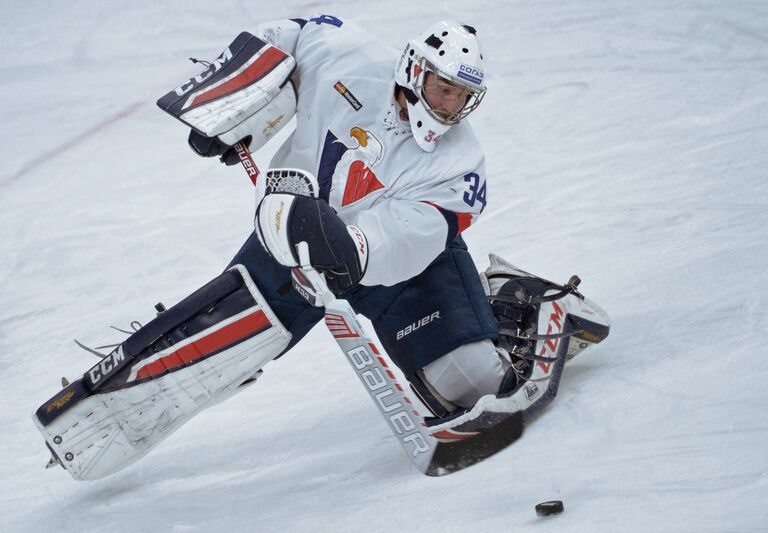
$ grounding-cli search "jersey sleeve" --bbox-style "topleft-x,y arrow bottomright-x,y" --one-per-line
352,146 -> 487,287
252,18 -> 307,55
353,199 -> 449,286
253,14 -> 349,56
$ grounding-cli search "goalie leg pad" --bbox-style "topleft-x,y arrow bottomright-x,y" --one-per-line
479,253 -> 611,418
33,264 -> 291,480
421,253 -> 611,437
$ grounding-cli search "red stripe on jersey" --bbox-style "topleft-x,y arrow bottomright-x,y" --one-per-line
422,201 -> 475,237
136,310 -> 271,380
189,47 -> 288,108
456,212 -> 473,234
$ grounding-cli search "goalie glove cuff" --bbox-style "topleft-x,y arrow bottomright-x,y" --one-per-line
188,129 -> 229,158
188,131 -> 253,167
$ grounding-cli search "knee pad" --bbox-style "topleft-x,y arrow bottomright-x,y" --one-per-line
417,339 -> 505,412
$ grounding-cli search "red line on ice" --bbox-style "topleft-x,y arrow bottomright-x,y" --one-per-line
7,100 -> 145,184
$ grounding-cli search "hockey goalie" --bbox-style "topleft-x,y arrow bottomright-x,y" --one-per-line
33,15 -> 610,480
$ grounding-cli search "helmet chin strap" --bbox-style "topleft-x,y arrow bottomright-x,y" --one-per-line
393,86 -> 409,118
398,85 -> 419,106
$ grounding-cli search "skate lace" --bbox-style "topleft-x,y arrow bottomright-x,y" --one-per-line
497,346 -> 556,385
489,273 -> 586,387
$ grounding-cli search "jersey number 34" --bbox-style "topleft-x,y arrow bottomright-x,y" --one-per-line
463,173 -> 487,212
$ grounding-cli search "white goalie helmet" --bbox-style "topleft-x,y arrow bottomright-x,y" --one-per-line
395,20 -> 487,152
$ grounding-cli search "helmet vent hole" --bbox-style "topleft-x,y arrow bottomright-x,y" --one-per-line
462,48 -> 469,53
409,49 -> 414,56
439,50 -> 445,56
442,31 -> 448,36
417,121 -> 423,128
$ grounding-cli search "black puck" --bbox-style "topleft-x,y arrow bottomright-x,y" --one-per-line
535,500 -> 564,517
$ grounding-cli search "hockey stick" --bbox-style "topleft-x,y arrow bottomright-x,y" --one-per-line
233,142 -> 260,185
290,256 -> 437,473
233,142 -> 438,473
234,142 -> 524,476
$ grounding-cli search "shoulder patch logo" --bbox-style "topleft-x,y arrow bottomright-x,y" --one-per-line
334,81 -> 363,111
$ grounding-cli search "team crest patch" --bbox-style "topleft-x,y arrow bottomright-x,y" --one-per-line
334,81 -> 363,111
328,127 -> 385,206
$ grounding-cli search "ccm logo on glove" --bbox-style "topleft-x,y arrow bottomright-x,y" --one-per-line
347,225 -> 368,264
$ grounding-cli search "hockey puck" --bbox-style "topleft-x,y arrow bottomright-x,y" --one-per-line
535,500 -> 564,517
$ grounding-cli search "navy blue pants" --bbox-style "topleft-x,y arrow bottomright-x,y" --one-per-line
227,233 -> 498,379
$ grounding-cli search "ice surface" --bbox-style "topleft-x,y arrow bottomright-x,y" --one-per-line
1,1 -> 767,531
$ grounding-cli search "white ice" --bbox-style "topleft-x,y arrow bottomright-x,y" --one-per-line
1,1 -> 767,531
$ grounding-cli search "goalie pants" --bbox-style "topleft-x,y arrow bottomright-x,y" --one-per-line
228,233 -> 499,379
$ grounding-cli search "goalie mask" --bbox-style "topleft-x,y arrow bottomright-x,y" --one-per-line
395,20 -> 487,152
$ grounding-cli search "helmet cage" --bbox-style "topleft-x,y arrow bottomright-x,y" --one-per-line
413,57 -> 487,126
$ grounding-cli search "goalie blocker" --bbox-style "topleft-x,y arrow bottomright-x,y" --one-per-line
33,265 -> 291,481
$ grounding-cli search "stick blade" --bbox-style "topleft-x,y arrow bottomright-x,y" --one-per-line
426,410 -> 525,476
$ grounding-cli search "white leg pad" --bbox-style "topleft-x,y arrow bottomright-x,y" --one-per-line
33,265 -> 291,480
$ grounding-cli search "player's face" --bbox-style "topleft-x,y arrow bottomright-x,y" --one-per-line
422,72 -> 469,120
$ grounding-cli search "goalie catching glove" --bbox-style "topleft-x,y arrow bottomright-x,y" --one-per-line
156,31 -> 297,166
255,169 -> 369,294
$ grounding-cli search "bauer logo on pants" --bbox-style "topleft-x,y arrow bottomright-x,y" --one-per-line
396,311 -> 441,341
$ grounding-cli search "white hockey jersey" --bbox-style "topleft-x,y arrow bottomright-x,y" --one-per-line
255,15 -> 488,287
